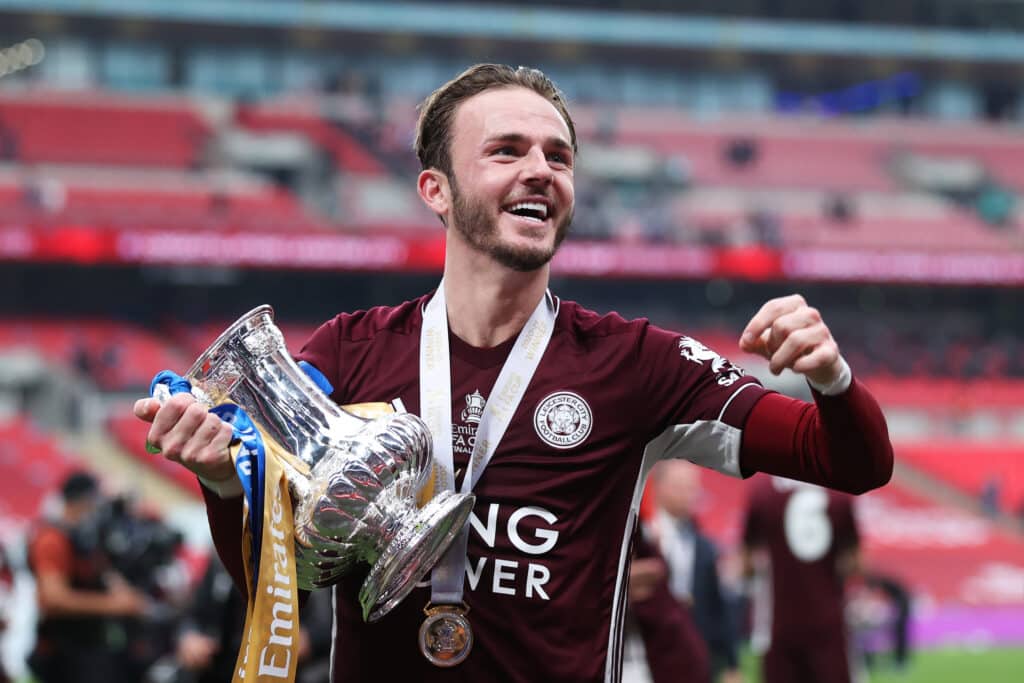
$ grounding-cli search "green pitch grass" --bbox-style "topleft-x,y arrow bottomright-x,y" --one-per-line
740,646 -> 1024,683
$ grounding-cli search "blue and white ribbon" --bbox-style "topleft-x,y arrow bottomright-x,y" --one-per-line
149,370 -> 267,581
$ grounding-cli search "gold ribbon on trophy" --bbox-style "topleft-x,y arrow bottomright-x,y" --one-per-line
230,422 -> 307,682
231,401 -> 422,682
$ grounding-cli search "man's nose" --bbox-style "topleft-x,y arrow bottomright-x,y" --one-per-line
520,147 -> 553,185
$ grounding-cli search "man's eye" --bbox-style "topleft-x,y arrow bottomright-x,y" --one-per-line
494,146 -> 516,156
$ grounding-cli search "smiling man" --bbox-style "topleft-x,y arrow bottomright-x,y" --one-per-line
135,63 -> 893,682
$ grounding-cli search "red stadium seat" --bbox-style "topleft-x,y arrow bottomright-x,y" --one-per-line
0,91 -> 210,168
237,102 -> 386,176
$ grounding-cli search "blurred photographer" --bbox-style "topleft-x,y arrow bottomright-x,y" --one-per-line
26,470 -> 149,683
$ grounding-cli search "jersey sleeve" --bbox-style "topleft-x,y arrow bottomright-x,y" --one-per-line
201,486 -> 248,598
634,322 -> 768,477
739,378 -> 894,494
29,527 -> 72,576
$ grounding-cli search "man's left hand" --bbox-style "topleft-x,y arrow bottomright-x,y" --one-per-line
739,294 -> 843,388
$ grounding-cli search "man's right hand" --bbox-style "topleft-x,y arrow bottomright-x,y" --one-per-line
133,394 -> 236,483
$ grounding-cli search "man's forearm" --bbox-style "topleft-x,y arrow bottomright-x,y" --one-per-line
739,378 -> 894,494
201,483 -> 248,596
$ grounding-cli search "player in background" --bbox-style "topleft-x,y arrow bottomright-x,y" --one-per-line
742,474 -> 863,683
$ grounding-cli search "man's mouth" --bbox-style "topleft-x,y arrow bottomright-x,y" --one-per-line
503,201 -> 550,224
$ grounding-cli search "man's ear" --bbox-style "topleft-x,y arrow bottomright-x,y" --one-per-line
417,169 -> 450,220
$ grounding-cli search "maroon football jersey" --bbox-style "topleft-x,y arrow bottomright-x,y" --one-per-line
289,293 -> 768,683
742,474 -> 859,649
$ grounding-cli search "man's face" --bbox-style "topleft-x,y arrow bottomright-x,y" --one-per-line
445,87 -> 575,272
65,495 -> 100,526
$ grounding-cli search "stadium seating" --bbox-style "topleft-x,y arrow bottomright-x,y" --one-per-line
0,416 -> 81,523
236,100 -> 387,175
2,90 -> 1022,247
896,441 -> 1024,512
0,91 -> 210,168
0,166 -> 323,233
580,106 -> 1024,191
0,318 -> 189,390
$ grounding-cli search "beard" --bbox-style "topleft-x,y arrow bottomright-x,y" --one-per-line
449,176 -> 573,272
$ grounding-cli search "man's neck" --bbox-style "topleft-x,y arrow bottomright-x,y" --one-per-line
442,244 -> 550,348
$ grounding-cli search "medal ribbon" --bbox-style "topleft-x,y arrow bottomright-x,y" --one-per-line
150,372 -> 300,682
419,281 -> 558,604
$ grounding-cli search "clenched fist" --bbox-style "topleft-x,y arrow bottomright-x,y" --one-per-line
739,294 -> 846,390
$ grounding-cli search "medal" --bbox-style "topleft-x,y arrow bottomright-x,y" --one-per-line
418,283 -> 557,668
419,602 -> 473,667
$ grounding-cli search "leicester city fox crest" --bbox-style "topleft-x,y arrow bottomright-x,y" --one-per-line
677,336 -> 745,387
533,391 -> 593,449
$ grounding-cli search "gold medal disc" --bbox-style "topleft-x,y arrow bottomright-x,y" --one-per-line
419,603 -> 473,667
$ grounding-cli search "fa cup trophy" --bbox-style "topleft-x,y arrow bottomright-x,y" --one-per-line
155,305 -> 474,621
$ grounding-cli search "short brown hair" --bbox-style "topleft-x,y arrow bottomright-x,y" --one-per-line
414,63 -> 577,176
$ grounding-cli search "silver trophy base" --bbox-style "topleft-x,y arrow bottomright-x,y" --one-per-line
359,489 -> 475,622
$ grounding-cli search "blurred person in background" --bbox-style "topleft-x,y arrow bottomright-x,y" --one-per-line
161,552 -> 245,683
742,475 -> 863,683
626,534 -> 711,683
26,470 -> 149,683
135,63 -> 893,682
150,551 -> 333,683
647,460 -> 743,683
854,571 -> 912,674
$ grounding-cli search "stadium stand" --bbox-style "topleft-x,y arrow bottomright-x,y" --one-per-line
0,166 -> 323,232
0,90 -> 210,168
0,318 -> 188,390
896,442 -> 1024,512
0,416 -> 80,523
236,99 -> 387,175
1,90 -> 1022,247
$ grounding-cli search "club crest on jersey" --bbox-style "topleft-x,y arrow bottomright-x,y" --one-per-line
533,391 -> 592,450
461,390 -> 486,423
677,336 -> 745,387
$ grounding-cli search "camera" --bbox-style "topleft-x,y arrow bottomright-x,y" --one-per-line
69,495 -> 183,591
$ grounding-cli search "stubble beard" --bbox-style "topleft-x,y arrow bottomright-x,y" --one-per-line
449,176 -> 573,273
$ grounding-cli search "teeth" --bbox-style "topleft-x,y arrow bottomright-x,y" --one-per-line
507,201 -> 548,219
